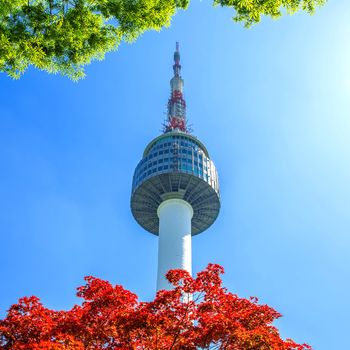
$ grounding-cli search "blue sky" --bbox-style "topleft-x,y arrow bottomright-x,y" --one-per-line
0,1 -> 349,348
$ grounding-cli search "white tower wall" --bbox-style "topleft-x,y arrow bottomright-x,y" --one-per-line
156,198 -> 193,291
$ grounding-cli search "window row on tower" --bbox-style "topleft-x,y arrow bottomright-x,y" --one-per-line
146,136 -> 201,154
132,135 -> 219,194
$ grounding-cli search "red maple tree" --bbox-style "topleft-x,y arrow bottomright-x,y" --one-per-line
0,264 -> 310,350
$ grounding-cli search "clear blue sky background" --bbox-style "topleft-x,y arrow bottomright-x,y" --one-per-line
0,1 -> 349,349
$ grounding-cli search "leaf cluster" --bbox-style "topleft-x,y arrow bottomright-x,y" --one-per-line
0,264 -> 311,349
0,0 -> 189,80
213,0 -> 326,27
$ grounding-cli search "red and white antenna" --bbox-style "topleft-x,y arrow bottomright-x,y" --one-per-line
164,42 -> 189,133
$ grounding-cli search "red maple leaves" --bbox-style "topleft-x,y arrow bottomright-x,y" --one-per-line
0,264 -> 311,349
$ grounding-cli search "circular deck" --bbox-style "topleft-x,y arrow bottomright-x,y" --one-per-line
131,132 -> 220,235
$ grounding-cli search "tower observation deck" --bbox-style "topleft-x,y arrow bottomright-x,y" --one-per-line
131,43 -> 220,290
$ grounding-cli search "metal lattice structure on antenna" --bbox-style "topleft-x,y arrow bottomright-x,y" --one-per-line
164,42 -> 189,133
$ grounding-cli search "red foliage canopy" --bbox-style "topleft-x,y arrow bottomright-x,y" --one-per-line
0,264 -> 311,350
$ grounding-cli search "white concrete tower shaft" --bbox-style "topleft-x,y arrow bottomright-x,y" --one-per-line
156,199 -> 193,290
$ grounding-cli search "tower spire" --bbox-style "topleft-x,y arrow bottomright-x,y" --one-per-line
164,42 -> 188,133
173,41 -> 181,76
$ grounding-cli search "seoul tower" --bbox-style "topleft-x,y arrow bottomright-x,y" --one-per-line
131,43 -> 220,291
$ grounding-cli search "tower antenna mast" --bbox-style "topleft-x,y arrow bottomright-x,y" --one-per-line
165,42 -> 188,133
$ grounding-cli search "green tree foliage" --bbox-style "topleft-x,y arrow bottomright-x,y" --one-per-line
214,0 -> 326,27
0,0 -> 325,80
